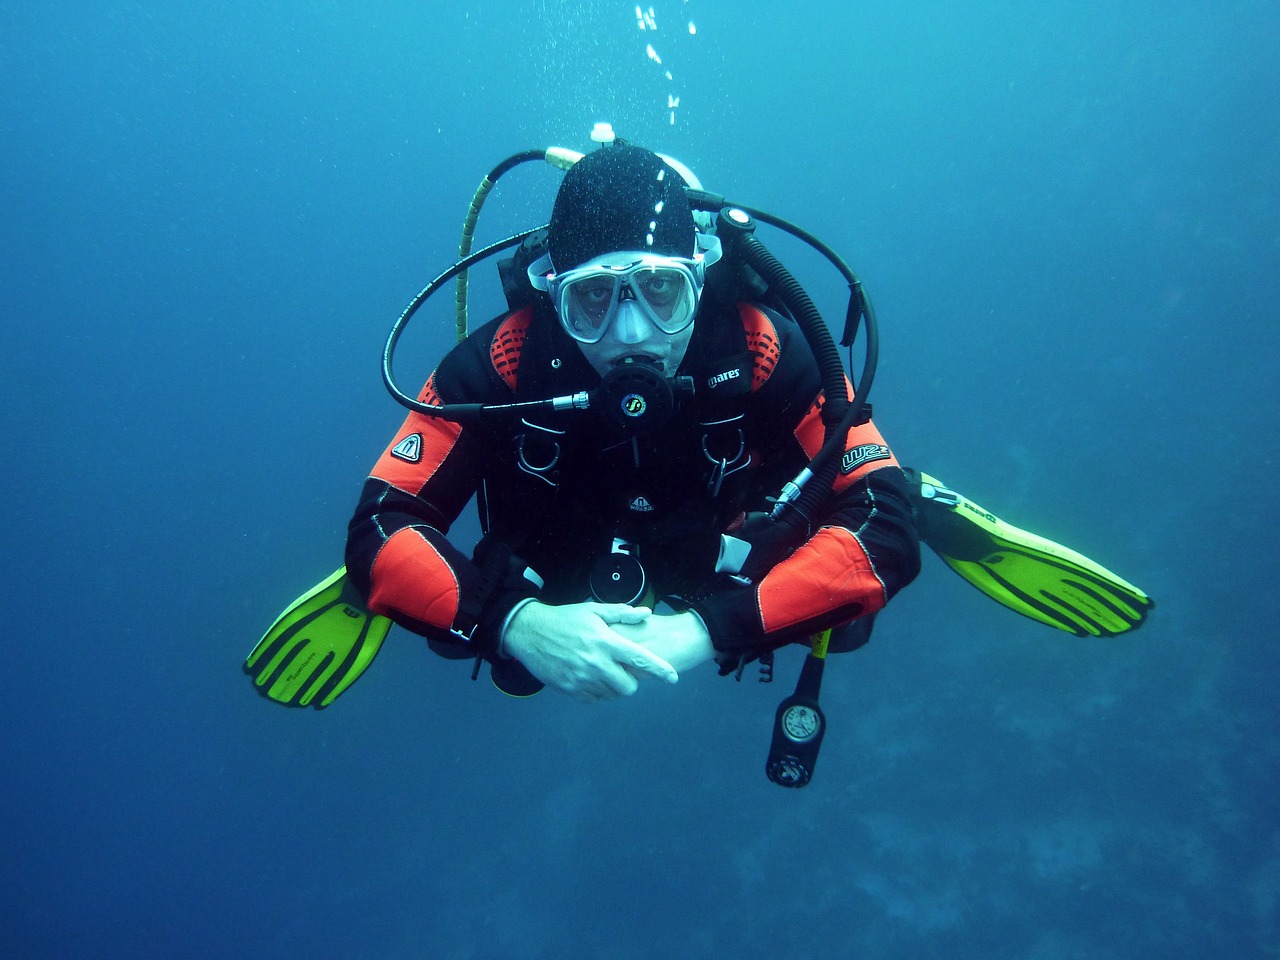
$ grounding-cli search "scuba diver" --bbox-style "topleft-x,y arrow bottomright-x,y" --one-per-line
245,132 -> 1152,787
346,143 -> 920,702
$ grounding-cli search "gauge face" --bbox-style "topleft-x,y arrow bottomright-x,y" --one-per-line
781,704 -> 821,743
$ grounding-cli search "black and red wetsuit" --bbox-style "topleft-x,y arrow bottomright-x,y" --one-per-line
345,292 -> 920,674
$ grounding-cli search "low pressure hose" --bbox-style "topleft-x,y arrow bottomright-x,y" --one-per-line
716,211 -> 849,530
739,234 -> 849,427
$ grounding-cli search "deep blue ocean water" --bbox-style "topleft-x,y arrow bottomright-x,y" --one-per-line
3,2 -> 1277,957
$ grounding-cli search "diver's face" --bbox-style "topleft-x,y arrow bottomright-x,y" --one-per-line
575,298 -> 695,378
554,253 -> 701,377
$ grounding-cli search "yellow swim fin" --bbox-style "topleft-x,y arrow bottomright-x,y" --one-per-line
905,470 -> 1153,637
244,566 -> 391,707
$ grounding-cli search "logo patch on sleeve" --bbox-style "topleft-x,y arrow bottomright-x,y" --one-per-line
391,434 -> 423,463
841,443 -> 890,474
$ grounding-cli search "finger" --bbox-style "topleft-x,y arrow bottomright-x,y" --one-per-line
622,661 -> 678,684
590,603 -> 652,625
563,674 -> 610,703
607,620 -> 647,643
608,637 -> 678,684
570,657 -> 640,700
564,666 -> 632,703
601,664 -> 640,698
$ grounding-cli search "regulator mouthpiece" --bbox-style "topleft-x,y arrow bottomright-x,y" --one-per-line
596,361 -> 693,436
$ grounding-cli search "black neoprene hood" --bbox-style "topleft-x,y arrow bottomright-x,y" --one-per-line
547,144 -> 697,272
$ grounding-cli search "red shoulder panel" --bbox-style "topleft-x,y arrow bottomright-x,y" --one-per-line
370,372 -> 464,496
738,304 -> 780,392
490,308 -> 533,393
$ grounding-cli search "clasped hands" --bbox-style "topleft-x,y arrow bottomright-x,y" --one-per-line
500,600 -> 715,702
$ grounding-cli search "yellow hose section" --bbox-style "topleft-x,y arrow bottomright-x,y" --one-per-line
454,148 -> 584,344
545,146 -> 584,170
456,176 -> 496,343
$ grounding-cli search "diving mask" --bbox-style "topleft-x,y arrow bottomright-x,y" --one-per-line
529,233 -> 722,344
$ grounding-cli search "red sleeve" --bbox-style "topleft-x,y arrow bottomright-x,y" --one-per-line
752,400 -> 902,631
345,313 -> 534,650
690,306 -> 919,657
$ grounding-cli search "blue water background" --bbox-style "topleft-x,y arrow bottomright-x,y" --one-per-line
2,1 -> 1277,957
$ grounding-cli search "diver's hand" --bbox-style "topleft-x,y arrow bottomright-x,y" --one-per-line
612,610 -> 716,676
500,600 -> 678,702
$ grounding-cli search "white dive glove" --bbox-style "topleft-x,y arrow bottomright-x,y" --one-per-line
500,600 -> 679,703
610,610 -> 717,675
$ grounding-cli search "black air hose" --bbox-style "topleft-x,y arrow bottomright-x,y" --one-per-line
736,234 -> 848,529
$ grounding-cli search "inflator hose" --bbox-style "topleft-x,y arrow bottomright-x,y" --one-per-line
737,234 -> 850,530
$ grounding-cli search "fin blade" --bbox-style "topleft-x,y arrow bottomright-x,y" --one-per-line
913,471 -> 1153,637
316,612 -> 392,707
245,567 -> 347,672
244,567 -> 390,708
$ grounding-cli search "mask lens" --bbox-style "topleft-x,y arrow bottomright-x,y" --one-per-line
561,275 -> 621,343
633,267 -> 696,331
